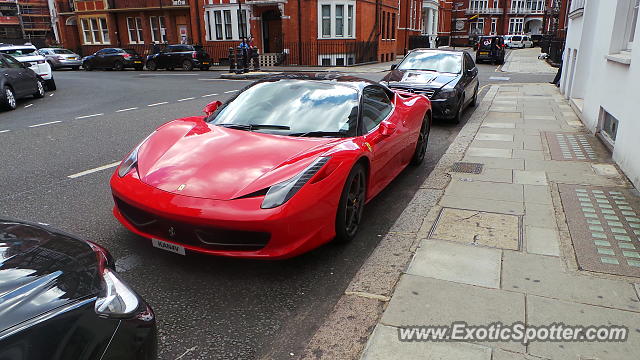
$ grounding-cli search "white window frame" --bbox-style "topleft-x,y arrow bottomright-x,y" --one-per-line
204,6 -> 251,41
470,18 -> 484,35
490,18 -> 497,35
126,17 -> 144,44
80,16 -> 110,45
317,1 -> 356,39
317,53 -> 355,66
625,0 -> 639,50
149,16 -> 166,43
509,17 -> 524,34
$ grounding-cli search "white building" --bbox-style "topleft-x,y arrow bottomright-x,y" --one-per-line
561,0 -> 640,188
422,0 -> 438,47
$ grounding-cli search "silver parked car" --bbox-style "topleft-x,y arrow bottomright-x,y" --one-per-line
39,48 -> 82,70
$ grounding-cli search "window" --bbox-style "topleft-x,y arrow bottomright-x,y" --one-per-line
205,7 -> 250,41
470,0 -> 488,11
80,17 -> 109,44
490,18 -> 497,34
318,1 -> 356,39
2,55 -> 23,69
601,109 -> 619,144
362,86 -> 393,133
626,0 -> 639,49
318,53 -> 354,66
150,16 -> 166,43
470,18 -> 484,35
509,18 -> 524,34
127,17 -> 143,44
223,10 -> 232,40
391,13 -> 396,39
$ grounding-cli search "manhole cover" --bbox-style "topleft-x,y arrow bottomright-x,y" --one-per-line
559,184 -> 640,277
451,162 -> 484,174
430,208 -> 521,250
545,132 -> 609,162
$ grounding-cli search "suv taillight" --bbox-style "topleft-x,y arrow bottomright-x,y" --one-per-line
123,53 -> 132,59
192,51 -> 197,59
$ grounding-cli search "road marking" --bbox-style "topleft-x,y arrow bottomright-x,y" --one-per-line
76,113 -> 104,119
197,78 -> 252,81
489,76 -> 511,81
201,93 -> 218,97
67,161 -> 120,179
116,107 -> 138,112
148,101 -> 169,107
224,90 -> 239,93
24,104 -> 33,108
29,120 -> 61,128
139,73 -> 199,76
0,130 -> 10,134
177,97 -> 195,102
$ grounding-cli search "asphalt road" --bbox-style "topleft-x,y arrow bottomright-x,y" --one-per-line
0,55 -> 553,359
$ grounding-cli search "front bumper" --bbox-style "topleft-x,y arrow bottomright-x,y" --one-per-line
101,303 -> 158,360
429,96 -> 460,120
110,168 -> 344,259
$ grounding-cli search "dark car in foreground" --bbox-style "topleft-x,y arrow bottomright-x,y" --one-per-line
475,36 -> 506,64
0,219 -> 157,360
145,44 -> 211,71
382,49 -> 479,123
83,48 -> 145,71
0,54 -> 45,111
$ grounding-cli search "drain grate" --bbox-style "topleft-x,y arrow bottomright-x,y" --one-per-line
559,184 -> 640,277
451,162 -> 484,174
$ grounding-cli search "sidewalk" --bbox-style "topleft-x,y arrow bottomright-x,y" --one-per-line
355,83 -> 640,359
501,48 -> 557,74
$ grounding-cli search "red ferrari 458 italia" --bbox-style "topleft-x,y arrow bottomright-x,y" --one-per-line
110,74 -> 431,259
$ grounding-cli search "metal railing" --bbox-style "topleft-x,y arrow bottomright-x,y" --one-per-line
509,7 -> 545,14
465,7 -> 503,14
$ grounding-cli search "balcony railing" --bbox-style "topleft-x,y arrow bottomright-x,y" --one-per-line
509,7 -> 545,14
108,0 -> 187,9
465,7 -> 503,14
0,15 -> 19,25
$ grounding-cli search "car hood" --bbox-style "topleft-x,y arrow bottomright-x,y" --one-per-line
0,220 -> 100,333
136,118 -> 341,200
382,69 -> 458,89
12,55 -> 45,63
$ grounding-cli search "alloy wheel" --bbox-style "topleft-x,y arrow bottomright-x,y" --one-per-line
5,88 -> 16,109
344,171 -> 366,237
37,81 -> 44,96
412,118 -> 430,165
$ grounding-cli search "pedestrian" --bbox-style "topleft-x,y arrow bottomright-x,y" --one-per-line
551,49 -> 564,87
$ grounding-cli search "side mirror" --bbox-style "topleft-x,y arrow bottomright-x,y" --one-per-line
379,121 -> 396,136
390,64 -> 397,70
203,100 -> 222,116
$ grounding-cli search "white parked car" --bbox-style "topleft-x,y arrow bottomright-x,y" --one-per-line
0,44 -> 56,90
521,35 -> 534,48
504,35 -> 525,49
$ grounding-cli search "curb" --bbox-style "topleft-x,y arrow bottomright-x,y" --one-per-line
296,85 -> 500,360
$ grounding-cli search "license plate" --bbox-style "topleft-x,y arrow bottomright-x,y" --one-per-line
202,62 -> 209,64
480,52 -> 489,55
152,238 -> 185,255
134,61 -> 142,63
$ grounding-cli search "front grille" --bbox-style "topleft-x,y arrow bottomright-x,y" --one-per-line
115,197 -> 270,251
389,85 -> 436,99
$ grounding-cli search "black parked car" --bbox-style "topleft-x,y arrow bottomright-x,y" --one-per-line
83,48 -> 145,71
476,35 -> 506,64
0,54 -> 45,111
145,44 -> 211,71
0,219 -> 157,360
382,49 -> 479,124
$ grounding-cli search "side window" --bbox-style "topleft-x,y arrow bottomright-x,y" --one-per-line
3,55 -> 23,69
362,86 -> 393,133
0,58 -> 7,69
465,53 -> 475,70
96,49 -> 108,55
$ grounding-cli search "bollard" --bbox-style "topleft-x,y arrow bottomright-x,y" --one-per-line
252,46 -> 260,72
242,47 -> 250,73
228,47 -> 235,73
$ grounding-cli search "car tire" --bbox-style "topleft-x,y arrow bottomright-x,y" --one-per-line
33,79 -> 45,98
451,97 -> 463,124
470,86 -> 478,107
182,60 -> 194,71
45,78 -> 56,91
72,66 -> 80,70
113,61 -> 124,71
146,60 -> 157,71
83,62 -> 92,71
410,113 -> 431,166
335,163 -> 367,243
2,86 -> 16,111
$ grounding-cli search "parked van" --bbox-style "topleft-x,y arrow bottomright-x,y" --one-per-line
521,35 -> 534,48
504,35 -> 524,49
476,36 -> 506,64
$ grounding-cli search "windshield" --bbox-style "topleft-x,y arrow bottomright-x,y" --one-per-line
208,80 -> 360,137
0,48 -> 38,57
512,36 -> 522,41
53,49 -> 74,54
397,52 -> 462,74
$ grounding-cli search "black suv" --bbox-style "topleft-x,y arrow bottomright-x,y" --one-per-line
475,36 -> 506,65
145,44 -> 211,71
82,48 -> 145,71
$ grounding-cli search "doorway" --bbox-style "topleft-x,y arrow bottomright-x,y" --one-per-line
261,9 -> 282,53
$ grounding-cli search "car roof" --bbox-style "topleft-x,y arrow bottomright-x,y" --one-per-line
409,48 -> 465,55
257,72 -> 382,91
0,44 -> 37,50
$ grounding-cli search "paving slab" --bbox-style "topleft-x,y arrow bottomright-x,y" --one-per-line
361,324 -> 492,360
523,159 -> 594,174
445,180 -> 524,202
513,149 -> 545,161
522,135 -> 543,151
475,133 -> 515,142
524,203 -> 557,229
492,349 -> 547,360
514,170 -> 548,186
467,147 -> 513,158
381,275 -> 526,353
544,132 -> 611,162
546,171 -> 624,186
450,168 -> 513,183
485,111 -> 522,120
527,295 -> 640,360
525,226 -> 560,256
408,239 -> 502,288
462,156 -> 525,170
481,122 -> 516,129
440,195 -> 524,215
471,140 -> 523,150
502,252 -> 640,311
558,184 -> 640,277
430,208 -> 520,250
523,185 -> 552,205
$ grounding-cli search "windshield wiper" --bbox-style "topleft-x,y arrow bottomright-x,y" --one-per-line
290,131 -> 346,138
216,123 -> 291,131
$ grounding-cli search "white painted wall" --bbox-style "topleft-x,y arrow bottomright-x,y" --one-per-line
561,0 -> 640,188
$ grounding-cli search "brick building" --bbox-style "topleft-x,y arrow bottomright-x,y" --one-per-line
437,0 -> 564,46
53,0 -> 423,65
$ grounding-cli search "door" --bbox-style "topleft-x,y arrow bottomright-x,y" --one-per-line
360,86 -> 404,196
1,55 -> 32,96
261,10 -> 282,53
178,25 -> 188,44
462,53 -> 478,103
93,49 -> 109,68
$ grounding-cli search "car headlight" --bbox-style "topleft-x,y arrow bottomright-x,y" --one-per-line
95,268 -> 140,318
261,156 -> 330,209
118,134 -> 153,177
432,88 -> 458,100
